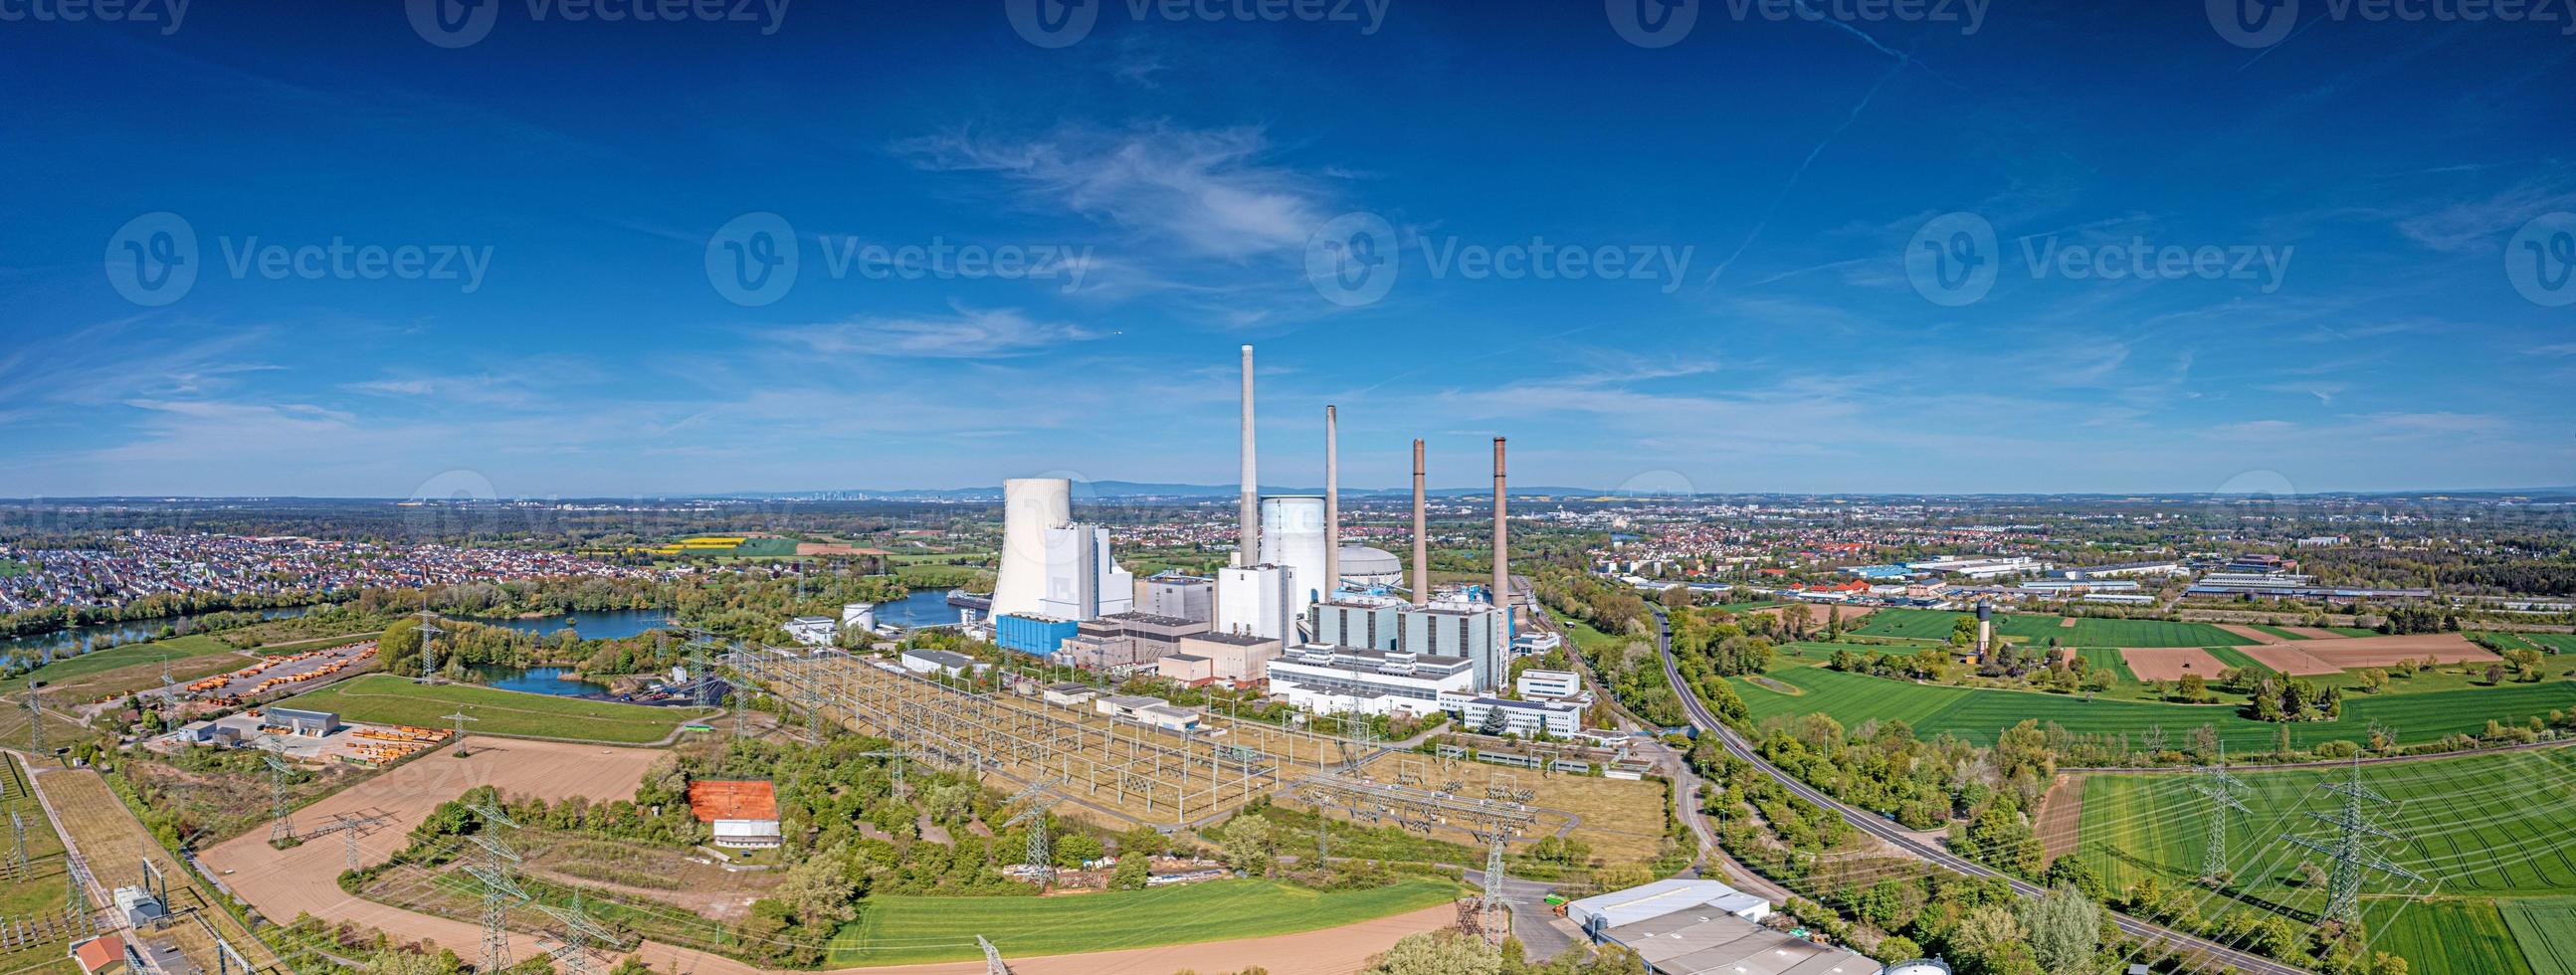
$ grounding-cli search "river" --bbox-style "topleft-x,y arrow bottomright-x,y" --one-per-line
460,664 -> 615,696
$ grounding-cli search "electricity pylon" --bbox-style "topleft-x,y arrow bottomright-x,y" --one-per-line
2188,742 -> 2252,882
25,681 -> 45,755
2284,756 -> 2427,925
262,743 -> 296,843
535,890 -> 618,975
978,934 -> 1010,974
998,780 -> 1062,886
467,800 -> 525,972
415,611 -> 446,683
443,711 -> 480,757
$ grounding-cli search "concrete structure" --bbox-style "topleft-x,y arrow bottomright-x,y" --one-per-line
1444,693 -> 1583,737
899,648 -> 988,679
1492,436 -> 1511,631
1309,593 -> 1510,692
1324,405 -> 1339,602
266,707 -> 339,737
784,615 -> 838,647
993,478 -> 1074,618
1239,344 -> 1259,567
1095,693 -> 1202,731
1175,631 -> 1283,683
1042,682 -> 1097,706
1264,644 -> 1475,717
1569,879 -> 1873,975
1056,611 -> 1211,673
841,602 -> 877,631
1517,669 -> 1581,699
1259,495 -> 1332,627
1216,563 -> 1295,641
1141,573 -> 1215,624
113,886 -> 166,928
1157,653 -> 1214,685
1411,438 -> 1429,605
1336,545 -> 1404,587
1039,522 -> 1134,621
688,780 -> 783,849
995,613 -> 1080,658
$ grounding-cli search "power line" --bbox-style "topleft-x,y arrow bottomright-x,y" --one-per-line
2188,742 -> 2253,883
2282,755 -> 2427,926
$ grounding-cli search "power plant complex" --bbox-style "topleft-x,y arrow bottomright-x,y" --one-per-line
983,345 -> 1544,723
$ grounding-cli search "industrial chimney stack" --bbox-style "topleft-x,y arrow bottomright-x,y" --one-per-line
1411,439 -> 1429,606
1239,345 -> 1259,567
1324,406 -> 1339,600
1492,437 -> 1509,620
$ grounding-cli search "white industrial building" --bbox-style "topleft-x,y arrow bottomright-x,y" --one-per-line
1264,644 -> 1475,717
841,602 -> 877,631
1258,495 -> 1332,628
1216,563 -> 1297,641
1038,523 -> 1133,621
1903,555 -> 2047,579
1307,593 -> 1511,692
1141,573 -> 1215,623
1516,669 -> 1581,699
899,648 -> 988,679
784,616 -> 838,647
1568,879 -> 1878,975
1093,693 -> 1202,731
1442,692 -> 1584,737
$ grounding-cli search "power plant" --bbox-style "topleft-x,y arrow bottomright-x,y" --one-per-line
980,344 -> 1521,691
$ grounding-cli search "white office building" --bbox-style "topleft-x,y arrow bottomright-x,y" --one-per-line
1038,523 -> 1133,621
1264,644 -> 1475,718
1516,669 -> 1581,699
1442,692 -> 1584,737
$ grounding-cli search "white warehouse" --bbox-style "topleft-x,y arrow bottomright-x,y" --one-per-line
1264,644 -> 1475,718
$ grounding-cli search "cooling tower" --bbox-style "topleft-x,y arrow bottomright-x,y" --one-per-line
991,477 -> 1072,618
1260,494 -> 1330,627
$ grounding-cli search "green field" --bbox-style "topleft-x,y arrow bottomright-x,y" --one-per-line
826,878 -> 1463,966
2068,647 -> 2139,682
1729,663 -> 2576,750
5,634 -> 245,690
0,560 -> 29,578
281,675 -> 715,743
1850,608 -> 2253,648
2074,749 -> 2576,974
2249,624 -> 2311,641
2202,645 -> 2273,676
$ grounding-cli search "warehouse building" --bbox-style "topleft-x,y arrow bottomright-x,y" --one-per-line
995,613 -> 1080,657
267,707 -> 340,738
1568,879 -> 1877,975
1264,644 -> 1474,717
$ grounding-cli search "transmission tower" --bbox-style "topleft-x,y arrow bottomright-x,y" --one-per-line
9,811 -> 25,880
25,681 -> 44,756
859,747 -> 915,798
535,890 -> 617,975
333,814 -> 365,873
63,849 -> 93,933
2188,742 -> 2252,882
977,934 -> 1010,975
443,711 -> 480,758
2284,756 -> 2427,925
1475,827 -> 1513,944
262,744 -> 296,843
998,780 -> 1062,887
467,799 -> 526,972
415,611 -> 446,683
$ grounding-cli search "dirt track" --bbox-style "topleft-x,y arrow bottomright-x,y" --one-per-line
2033,773 -> 2084,860
2119,648 -> 2229,682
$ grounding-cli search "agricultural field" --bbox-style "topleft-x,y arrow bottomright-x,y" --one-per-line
825,878 -> 1464,966
2202,645 -> 2272,675
1729,662 -> 2576,750
1850,608 -> 2255,648
2482,632 -> 2576,656
281,675 -> 715,744
4,634 -> 245,691
2072,749 -> 2576,975
2068,647 -> 2139,682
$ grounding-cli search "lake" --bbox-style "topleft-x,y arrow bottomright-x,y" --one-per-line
0,604 -> 316,668
466,608 -> 677,641
463,664 -> 614,697
873,588 -> 961,628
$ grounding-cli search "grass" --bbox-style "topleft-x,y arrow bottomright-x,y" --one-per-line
2249,624 -> 2312,641
2069,647 -> 2139,682
825,878 -> 1465,966
1728,663 -> 2576,750
1849,608 -> 2253,648
2074,750 -> 2576,975
5,633 -> 243,690
2202,645 -> 2275,676
0,560 -> 29,578
281,675 -> 715,743
2526,634 -> 2576,655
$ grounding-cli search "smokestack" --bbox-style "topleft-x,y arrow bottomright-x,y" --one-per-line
1492,437 -> 1509,619
1411,439 -> 1429,606
1239,345 -> 1259,568
1324,406 -> 1339,601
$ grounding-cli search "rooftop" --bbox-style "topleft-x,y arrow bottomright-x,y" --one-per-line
688,780 -> 779,823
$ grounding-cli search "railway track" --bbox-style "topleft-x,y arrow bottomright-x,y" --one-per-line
1647,606 -> 2310,975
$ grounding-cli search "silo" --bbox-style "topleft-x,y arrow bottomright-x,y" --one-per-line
1259,494 -> 1330,632
991,477 -> 1072,618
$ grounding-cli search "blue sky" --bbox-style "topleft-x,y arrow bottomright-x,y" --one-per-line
2,0 -> 2572,498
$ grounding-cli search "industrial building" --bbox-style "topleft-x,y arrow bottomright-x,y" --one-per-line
1173,630 -> 1283,684
1307,593 -> 1511,692
899,648 -> 989,679
1055,611 -> 1211,673
1567,879 -> 1878,975
1216,563 -> 1297,641
1263,644 -> 1475,717
1039,522 -> 1134,620
784,616 -> 838,647
1903,555 -> 2046,579
1441,692 -> 1584,737
1140,573 -> 1215,624
994,613 -> 1080,658
688,780 -> 783,849
1093,693 -> 1202,731
266,707 -> 340,737
1516,669 -> 1581,699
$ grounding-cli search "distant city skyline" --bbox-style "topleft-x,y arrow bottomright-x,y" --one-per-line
3,2 -> 2571,497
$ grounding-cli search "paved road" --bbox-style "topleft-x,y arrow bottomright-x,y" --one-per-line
1646,606 -> 2309,975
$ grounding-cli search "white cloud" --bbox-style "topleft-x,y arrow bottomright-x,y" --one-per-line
894,122 -> 1331,260
761,305 -> 1099,359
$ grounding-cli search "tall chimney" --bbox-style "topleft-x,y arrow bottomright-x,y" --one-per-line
1324,405 -> 1339,601
1411,439 -> 1429,606
1239,345 -> 1259,567
1492,437 -> 1509,619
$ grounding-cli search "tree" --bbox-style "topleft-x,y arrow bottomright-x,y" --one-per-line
1367,930 -> 1502,975
776,843 -> 858,924
1108,853 -> 1151,890
1218,815 -> 1277,876
2178,673 -> 2207,701
1949,904 -> 2028,971
2356,668 -> 2388,693
1119,824 -> 1170,859
2019,884 -> 2100,974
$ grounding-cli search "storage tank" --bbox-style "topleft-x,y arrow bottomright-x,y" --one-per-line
1259,494 -> 1330,629
992,478 -> 1072,618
